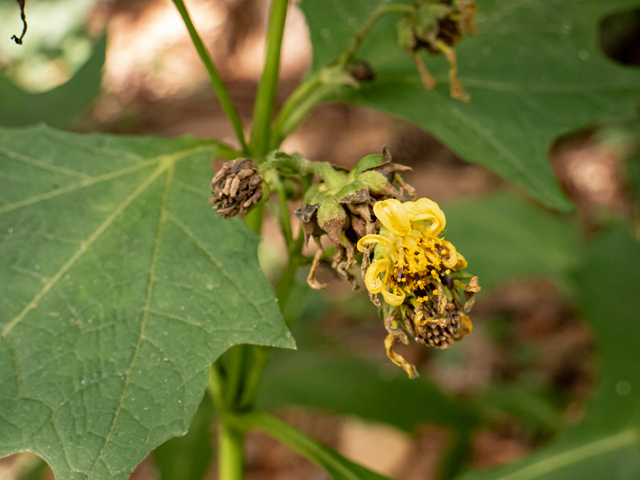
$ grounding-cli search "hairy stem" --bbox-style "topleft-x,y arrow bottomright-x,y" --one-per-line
251,0 -> 290,156
171,0 -> 249,155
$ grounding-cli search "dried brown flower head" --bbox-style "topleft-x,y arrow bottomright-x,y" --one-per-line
210,158 -> 264,219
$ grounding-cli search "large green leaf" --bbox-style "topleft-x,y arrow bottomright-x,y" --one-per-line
443,192 -> 579,291
457,226 -> 640,479
0,125 -> 294,480
300,0 -> 640,210
0,36 -> 106,128
259,353 -> 480,432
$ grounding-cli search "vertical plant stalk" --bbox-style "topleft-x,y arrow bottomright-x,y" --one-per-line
271,4 -> 414,149
250,0 -> 290,156
218,422 -> 245,480
171,0 -> 249,155
228,411 -> 349,474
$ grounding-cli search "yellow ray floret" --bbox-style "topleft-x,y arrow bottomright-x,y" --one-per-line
357,198 -> 466,306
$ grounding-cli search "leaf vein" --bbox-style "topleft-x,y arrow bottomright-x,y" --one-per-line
165,213 -> 272,336
1,163 -> 167,339
86,165 -> 173,479
0,146 -> 91,180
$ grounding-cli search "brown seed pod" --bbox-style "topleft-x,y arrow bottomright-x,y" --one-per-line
209,158 -> 264,219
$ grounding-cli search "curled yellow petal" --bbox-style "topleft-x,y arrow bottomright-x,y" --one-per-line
459,315 -> 473,335
384,333 -> 419,378
455,252 -> 469,270
380,287 -> 405,306
440,240 -> 460,269
364,259 -> 390,294
357,234 -> 392,252
403,198 -> 446,236
373,199 -> 411,236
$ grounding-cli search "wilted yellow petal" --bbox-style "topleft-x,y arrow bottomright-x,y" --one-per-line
459,315 -> 473,335
373,199 -> 411,236
357,234 -> 392,252
381,288 -> 405,306
364,259 -> 390,294
403,198 -> 446,236
440,241 -> 460,269
384,333 -> 419,378
455,252 -> 468,270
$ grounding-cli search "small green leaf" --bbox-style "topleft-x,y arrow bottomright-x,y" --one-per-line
301,0 -> 640,210
350,154 -> 383,178
443,193 -> 579,291
0,36 -> 106,128
0,125 -> 294,480
230,410 -> 396,480
259,353 -> 480,432
457,226 -> 640,479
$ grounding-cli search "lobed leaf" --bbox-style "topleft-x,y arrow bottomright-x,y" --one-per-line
0,36 -> 106,128
457,226 -> 640,479
443,192 -> 579,291
0,125 -> 294,480
300,0 -> 640,211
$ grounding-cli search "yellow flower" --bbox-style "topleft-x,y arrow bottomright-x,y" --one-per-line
357,198 -> 478,378
357,198 -> 467,307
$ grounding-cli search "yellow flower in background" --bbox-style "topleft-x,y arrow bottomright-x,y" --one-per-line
357,198 -> 467,307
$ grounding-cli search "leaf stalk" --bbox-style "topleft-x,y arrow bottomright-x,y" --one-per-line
171,0 -> 249,155
250,0 -> 290,156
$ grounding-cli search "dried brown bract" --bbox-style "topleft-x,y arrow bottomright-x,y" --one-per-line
397,0 -> 477,101
294,148 -> 413,291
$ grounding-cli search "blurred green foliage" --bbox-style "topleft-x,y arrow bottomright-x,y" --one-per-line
0,36 -> 106,128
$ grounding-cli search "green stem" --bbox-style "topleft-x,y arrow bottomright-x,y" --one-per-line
275,254 -> 300,315
240,219 -> 306,409
227,411 -> 345,473
250,0 -> 290,156
238,346 -> 271,409
207,363 -> 226,411
270,74 -> 322,149
338,4 -> 413,69
171,0 -> 249,155
218,421 -> 245,480
271,76 -> 336,149
244,205 -> 265,235
271,4 -> 414,149
224,345 -> 246,407
275,177 -> 294,250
